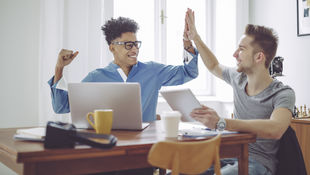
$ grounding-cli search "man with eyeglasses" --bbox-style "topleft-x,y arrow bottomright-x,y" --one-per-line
48,17 -> 199,124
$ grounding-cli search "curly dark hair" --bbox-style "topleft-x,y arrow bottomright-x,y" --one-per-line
101,17 -> 139,45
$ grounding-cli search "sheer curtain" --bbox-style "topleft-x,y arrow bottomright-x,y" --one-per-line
38,0 -> 112,125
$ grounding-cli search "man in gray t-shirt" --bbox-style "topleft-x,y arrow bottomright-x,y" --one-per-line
222,67 -> 295,174
185,9 -> 295,175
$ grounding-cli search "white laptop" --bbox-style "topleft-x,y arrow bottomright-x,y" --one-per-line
68,82 -> 150,130
160,88 -> 201,122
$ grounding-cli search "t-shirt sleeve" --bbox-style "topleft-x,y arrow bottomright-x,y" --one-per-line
273,88 -> 296,114
222,67 -> 236,85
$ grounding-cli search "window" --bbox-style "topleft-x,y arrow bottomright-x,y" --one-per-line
214,0 -> 236,100
112,0 -> 238,98
165,0 -> 210,95
114,0 -> 155,62
39,0 -> 245,125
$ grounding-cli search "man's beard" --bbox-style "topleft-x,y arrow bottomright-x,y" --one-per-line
236,65 -> 243,73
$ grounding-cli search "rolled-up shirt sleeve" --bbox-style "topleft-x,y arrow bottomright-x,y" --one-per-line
157,48 -> 199,86
48,76 -> 70,114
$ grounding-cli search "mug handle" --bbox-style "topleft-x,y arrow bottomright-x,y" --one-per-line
86,112 -> 96,129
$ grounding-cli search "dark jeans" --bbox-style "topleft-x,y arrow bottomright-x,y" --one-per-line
195,158 -> 271,175
167,159 -> 237,175
199,158 -> 237,175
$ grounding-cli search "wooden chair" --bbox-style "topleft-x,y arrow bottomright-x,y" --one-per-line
148,134 -> 221,175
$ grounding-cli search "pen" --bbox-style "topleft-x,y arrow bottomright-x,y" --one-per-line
202,128 -> 217,131
204,128 -> 211,131
191,126 -> 213,131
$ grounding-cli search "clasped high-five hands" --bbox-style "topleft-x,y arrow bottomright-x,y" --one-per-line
184,8 -> 199,41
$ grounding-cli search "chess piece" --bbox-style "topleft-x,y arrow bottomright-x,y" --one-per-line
303,105 -> 307,117
296,108 -> 300,118
300,106 -> 303,118
308,108 -> 310,117
293,106 -> 297,118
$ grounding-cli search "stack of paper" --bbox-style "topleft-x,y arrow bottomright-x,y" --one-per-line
179,122 -> 237,137
14,127 -> 46,141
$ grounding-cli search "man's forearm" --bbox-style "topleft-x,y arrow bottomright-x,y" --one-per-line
54,66 -> 64,84
225,118 -> 287,139
193,35 -> 219,73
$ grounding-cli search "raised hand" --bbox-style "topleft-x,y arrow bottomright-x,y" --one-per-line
56,49 -> 79,69
183,15 -> 190,41
54,49 -> 79,84
185,8 -> 199,41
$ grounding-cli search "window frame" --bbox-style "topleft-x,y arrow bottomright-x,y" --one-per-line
105,0 -> 248,97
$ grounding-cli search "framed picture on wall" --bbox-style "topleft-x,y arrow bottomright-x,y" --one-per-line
297,0 -> 310,36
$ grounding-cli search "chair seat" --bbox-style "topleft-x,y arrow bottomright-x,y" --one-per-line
148,134 -> 221,175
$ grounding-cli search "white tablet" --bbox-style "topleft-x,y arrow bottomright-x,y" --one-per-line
160,88 -> 201,122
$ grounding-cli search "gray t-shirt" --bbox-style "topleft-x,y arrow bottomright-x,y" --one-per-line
222,67 -> 295,174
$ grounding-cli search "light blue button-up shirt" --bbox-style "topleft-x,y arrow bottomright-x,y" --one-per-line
48,50 -> 199,122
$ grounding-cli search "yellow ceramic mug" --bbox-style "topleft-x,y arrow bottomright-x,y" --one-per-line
86,109 -> 113,134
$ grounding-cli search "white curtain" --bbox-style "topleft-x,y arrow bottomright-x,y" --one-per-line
38,0 -> 113,125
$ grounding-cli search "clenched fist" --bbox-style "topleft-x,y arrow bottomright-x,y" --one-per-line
53,49 -> 79,84
56,49 -> 79,68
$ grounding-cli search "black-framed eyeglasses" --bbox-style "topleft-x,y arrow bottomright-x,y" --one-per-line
112,41 -> 142,50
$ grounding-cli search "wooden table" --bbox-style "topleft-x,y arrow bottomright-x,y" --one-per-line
0,121 -> 256,175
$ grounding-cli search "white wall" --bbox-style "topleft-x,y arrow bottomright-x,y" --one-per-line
0,0 -> 40,128
0,0 -> 40,174
249,0 -> 310,106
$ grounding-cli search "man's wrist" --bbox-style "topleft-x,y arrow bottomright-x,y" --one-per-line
184,45 -> 193,50
216,118 -> 226,131
55,65 -> 64,71
183,40 -> 194,52
54,66 -> 64,84
183,39 -> 192,45
184,46 -> 195,54
183,37 -> 189,41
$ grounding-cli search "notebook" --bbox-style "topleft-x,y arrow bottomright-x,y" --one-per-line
68,82 -> 150,130
160,88 -> 201,122
14,127 -> 46,141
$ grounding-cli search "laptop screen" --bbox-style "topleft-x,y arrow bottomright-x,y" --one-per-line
68,82 -> 147,130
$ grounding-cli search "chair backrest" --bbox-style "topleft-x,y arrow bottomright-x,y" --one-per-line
275,126 -> 307,175
148,134 -> 221,175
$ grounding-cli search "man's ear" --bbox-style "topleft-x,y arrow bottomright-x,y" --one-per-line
255,52 -> 265,64
109,45 -> 114,52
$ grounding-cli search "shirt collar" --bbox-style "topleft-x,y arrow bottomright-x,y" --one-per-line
107,61 -> 140,81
